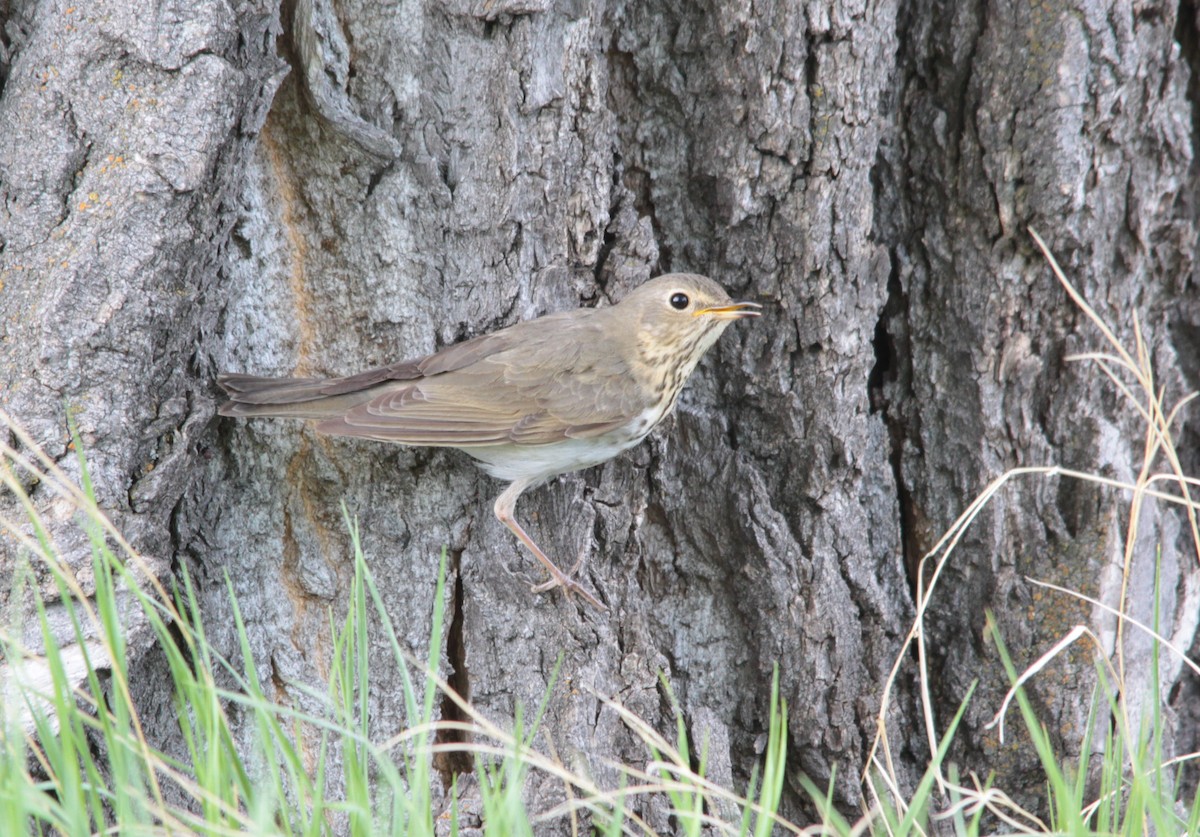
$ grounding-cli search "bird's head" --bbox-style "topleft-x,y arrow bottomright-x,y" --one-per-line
617,273 -> 761,379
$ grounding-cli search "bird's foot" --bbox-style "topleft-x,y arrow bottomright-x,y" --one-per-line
532,571 -> 606,611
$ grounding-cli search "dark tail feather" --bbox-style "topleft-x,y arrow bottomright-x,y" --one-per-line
217,373 -> 376,419
218,373 -> 332,404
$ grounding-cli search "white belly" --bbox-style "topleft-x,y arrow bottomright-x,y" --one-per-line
463,403 -> 671,484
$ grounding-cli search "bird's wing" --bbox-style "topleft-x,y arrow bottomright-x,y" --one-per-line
316,314 -> 655,447
316,329 -> 512,394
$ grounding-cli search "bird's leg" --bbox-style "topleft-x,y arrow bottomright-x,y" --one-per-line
494,480 -> 606,611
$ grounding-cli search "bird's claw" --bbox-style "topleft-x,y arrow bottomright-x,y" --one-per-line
533,574 -> 606,611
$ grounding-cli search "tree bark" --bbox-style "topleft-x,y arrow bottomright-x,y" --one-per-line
879,0 -> 1200,802
1,0 -> 1197,829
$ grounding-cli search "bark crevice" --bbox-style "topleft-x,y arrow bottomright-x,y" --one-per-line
433,554 -> 472,785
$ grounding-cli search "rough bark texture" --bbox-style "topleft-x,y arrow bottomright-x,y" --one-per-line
1,0 -> 1197,830
878,0 -> 1200,798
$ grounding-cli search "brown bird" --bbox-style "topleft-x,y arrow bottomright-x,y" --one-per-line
218,273 -> 760,610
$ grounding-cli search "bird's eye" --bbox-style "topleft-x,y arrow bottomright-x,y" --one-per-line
669,292 -> 690,310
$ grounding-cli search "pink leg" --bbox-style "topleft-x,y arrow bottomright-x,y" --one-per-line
493,480 -> 606,611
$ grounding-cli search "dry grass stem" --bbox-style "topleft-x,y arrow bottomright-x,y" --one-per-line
865,228 -> 1199,830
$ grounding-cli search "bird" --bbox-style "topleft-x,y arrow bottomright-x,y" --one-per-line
217,273 -> 761,610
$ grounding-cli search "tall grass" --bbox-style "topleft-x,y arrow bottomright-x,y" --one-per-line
0,228 -> 1197,834
0,415 -> 794,835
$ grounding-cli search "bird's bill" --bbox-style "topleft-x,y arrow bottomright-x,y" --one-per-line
694,301 -> 762,320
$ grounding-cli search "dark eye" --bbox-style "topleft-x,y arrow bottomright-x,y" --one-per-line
669,292 -> 689,310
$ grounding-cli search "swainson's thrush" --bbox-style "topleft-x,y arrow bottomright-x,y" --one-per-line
218,273 -> 760,610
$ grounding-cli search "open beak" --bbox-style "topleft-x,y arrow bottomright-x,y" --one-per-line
694,301 -> 762,320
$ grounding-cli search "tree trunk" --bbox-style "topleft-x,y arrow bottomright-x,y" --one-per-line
879,0 -> 1200,803
1,0 -> 1197,828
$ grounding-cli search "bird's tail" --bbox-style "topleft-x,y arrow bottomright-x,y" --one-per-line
216,373 -> 375,419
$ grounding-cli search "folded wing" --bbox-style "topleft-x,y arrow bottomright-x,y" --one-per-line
221,310 -> 653,447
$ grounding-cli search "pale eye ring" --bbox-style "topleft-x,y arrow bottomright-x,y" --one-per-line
669,292 -> 689,310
